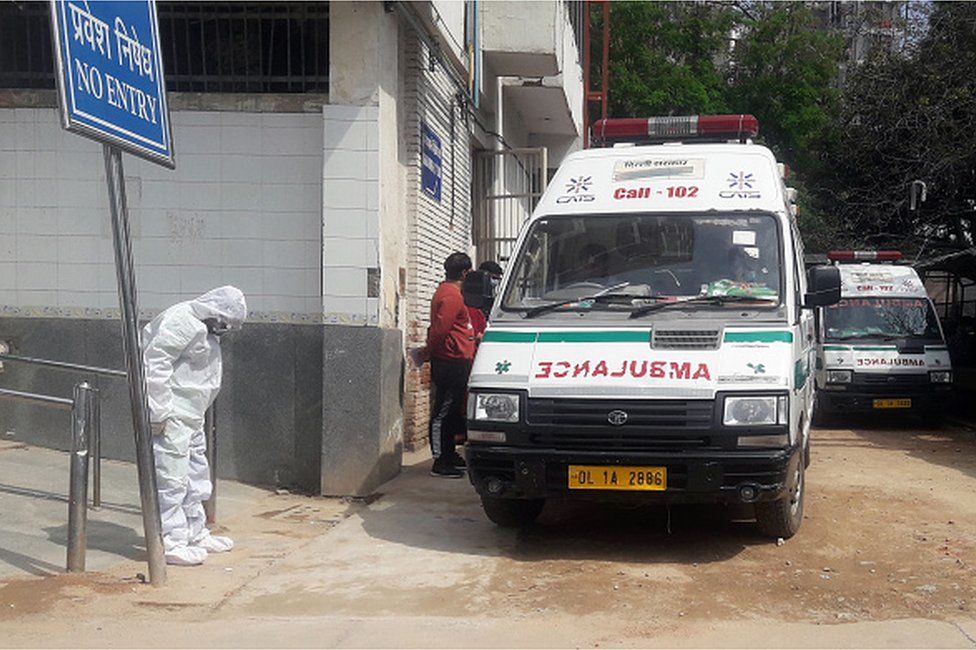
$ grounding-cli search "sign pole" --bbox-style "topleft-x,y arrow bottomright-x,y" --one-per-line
103,144 -> 167,586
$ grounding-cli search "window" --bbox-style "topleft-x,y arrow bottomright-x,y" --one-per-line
503,213 -> 783,312
0,2 -> 329,94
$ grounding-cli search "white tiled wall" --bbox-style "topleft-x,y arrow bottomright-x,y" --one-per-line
322,105 -> 380,325
0,108 -> 323,319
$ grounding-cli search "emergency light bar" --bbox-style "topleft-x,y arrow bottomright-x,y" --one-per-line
827,250 -> 903,262
591,114 -> 759,146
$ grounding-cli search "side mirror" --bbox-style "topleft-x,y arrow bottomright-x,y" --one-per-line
462,271 -> 494,310
804,265 -> 841,308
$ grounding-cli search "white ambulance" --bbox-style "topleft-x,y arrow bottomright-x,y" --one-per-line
815,251 -> 953,419
465,115 -> 841,538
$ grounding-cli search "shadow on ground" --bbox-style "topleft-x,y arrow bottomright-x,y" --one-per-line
0,546 -> 63,577
813,416 -> 976,481
43,520 -> 146,563
357,460 -> 770,566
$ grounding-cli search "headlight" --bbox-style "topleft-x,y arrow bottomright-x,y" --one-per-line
468,393 -> 519,423
826,369 -> 852,384
929,370 -> 952,384
723,395 -> 787,426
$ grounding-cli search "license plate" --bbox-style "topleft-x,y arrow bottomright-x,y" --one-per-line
873,398 -> 912,409
568,465 -> 667,491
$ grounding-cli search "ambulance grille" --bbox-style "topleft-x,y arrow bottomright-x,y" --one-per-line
652,329 -> 721,350
527,399 -> 716,451
855,373 -> 928,386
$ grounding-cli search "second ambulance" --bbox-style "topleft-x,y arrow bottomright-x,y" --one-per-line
465,115 -> 841,539
815,251 -> 953,419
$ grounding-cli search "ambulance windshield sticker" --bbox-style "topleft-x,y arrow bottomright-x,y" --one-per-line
732,230 -> 756,246
612,158 -> 705,183
719,171 -> 762,199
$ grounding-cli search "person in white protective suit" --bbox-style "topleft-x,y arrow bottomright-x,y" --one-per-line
142,286 -> 247,566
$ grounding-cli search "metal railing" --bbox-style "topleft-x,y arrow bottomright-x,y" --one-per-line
0,353 -> 125,509
0,382 -> 95,572
0,351 -> 221,572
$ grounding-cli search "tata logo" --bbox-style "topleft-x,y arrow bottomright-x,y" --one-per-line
607,410 -> 629,426
556,194 -> 595,203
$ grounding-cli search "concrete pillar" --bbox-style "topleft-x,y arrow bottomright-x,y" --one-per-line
321,2 -> 406,496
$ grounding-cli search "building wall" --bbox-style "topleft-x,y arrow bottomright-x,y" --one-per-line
0,108 -> 323,318
402,35 -> 474,447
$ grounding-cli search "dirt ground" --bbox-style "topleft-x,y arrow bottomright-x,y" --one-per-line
2,416 -> 976,648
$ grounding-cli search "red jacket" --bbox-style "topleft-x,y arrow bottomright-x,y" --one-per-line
427,281 -> 475,361
467,306 -> 487,342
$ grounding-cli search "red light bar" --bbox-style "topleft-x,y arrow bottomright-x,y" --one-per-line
827,250 -> 903,262
591,114 -> 759,145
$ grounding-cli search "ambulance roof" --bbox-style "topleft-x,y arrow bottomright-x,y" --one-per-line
534,142 -> 787,218
837,263 -> 928,298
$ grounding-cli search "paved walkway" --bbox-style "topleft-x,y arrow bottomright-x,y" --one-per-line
3,423 -> 976,648
0,441 -> 267,579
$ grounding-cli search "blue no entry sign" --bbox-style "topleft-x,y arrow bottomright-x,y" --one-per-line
50,0 -> 174,167
421,122 -> 442,203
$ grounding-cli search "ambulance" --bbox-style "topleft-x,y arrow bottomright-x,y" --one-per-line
815,251 -> 952,419
465,115 -> 841,539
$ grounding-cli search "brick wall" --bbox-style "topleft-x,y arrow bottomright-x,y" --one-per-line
401,34 -> 473,447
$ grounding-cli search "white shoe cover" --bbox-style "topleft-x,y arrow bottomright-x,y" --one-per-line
194,534 -> 234,553
165,545 -> 208,566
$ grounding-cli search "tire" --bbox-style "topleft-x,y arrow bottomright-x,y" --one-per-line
755,461 -> 804,539
811,396 -> 831,428
481,496 -> 545,528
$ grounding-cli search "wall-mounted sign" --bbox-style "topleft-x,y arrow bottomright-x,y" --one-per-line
50,0 -> 174,168
421,122 -> 442,203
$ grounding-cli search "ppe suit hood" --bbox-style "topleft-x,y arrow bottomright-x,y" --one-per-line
187,286 -> 247,330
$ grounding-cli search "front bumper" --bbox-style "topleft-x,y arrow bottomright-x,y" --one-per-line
818,381 -> 952,412
466,445 -> 800,504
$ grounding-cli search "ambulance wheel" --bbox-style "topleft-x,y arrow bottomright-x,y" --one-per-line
481,496 -> 545,528
755,461 -> 804,539
812,398 -> 831,428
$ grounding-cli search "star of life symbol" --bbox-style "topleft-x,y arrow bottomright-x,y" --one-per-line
565,176 -> 592,194
495,360 -> 512,374
728,172 -> 755,190
747,362 -> 766,374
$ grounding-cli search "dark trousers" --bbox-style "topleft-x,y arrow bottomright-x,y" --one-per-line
429,357 -> 470,460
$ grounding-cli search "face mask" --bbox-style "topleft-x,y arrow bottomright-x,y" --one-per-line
205,319 -> 231,336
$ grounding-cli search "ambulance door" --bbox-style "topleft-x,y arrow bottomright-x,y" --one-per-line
791,220 -> 815,453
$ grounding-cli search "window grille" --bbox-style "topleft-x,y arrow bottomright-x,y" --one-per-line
0,1 -> 329,94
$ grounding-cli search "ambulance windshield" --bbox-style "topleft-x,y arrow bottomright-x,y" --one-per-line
502,214 -> 782,312
824,298 -> 942,341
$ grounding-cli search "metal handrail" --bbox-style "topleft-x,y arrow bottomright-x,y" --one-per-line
0,382 -> 94,572
0,353 -> 126,377
0,352 -> 120,508
0,352 -> 220,525
0,387 -> 74,408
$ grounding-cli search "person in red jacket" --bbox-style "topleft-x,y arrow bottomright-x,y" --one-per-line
427,252 -> 475,477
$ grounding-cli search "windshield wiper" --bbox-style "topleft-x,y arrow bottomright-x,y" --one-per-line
522,292 -> 655,319
831,333 -> 904,341
629,294 -> 777,319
